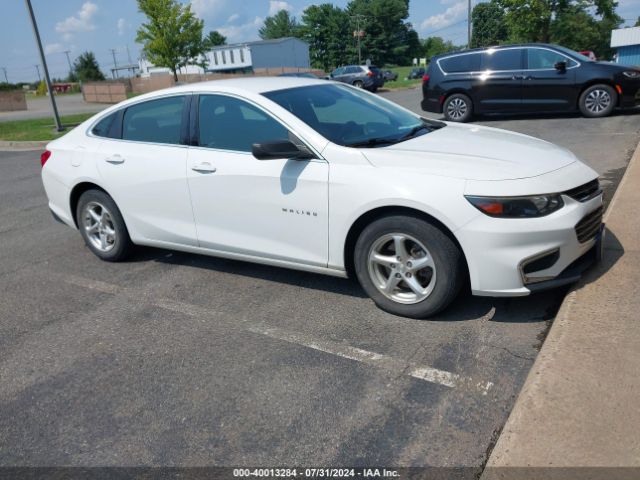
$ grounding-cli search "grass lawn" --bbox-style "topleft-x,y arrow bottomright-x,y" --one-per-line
0,113 -> 95,142
382,65 -> 424,89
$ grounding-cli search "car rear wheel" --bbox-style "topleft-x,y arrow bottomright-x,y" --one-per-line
353,80 -> 364,88
579,84 -> 616,118
354,215 -> 465,318
443,93 -> 473,122
76,189 -> 133,262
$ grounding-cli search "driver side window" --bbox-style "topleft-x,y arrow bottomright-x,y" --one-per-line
197,95 -> 289,152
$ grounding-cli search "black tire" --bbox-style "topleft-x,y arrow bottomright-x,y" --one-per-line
579,84 -> 616,118
354,215 -> 465,319
76,189 -> 133,262
353,80 -> 364,88
443,93 -> 473,122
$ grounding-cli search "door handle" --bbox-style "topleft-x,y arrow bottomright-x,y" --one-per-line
511,75 -> 524,80
191,162 -> 217,173
105,155 -> 125,164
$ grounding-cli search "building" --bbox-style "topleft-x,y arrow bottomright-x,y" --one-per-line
611,26 -> 640,66
138,59 -> 204,78
205,37 -> 310,73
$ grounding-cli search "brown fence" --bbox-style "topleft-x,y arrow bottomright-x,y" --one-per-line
129,68 -> 326,95
82,81 -> 129,103
0,90 -> 27,112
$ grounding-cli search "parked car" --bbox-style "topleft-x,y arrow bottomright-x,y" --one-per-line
41,77 -> 604,318
328,65 -> 385,91
382,69 -> 398,81
578,50 -> 597,61
407,67 -> 425,79
422,43 -> 640,122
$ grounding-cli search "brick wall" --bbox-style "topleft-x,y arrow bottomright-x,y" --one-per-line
82,82 -> 129,103
0,90 -> 27,112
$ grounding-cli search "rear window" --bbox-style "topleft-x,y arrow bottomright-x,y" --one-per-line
92,112 -> 117,138
439,53 -> 481,73
481,49 -> 523,70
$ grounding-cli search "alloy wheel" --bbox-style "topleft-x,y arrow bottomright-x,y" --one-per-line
446,97 -> 468,120
83,201 -> 117,252
585,89 -> 611,114
367,233 -> 437,304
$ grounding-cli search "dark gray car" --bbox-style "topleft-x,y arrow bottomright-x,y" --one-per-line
327,65 -> 385,92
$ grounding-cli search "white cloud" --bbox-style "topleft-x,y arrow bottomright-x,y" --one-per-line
117,18 -> 127,36
217,16 -> 263,43
269,1 -> 292,16
420,0 -> 467,33
191,0 -> 226,19
45,43 -> 66,55
227,13 -> 239,23
55,2 -> 98,40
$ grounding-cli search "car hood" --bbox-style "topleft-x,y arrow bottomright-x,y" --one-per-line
361,123 -> 578,181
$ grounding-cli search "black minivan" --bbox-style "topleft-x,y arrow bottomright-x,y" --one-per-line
421,43 -> 640,122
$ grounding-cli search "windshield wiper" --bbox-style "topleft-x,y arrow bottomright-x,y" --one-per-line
398,123 -> 430,142
345,137 -> 400,148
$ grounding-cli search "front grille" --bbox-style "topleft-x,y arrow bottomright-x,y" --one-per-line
563,179 -> 601,202
575,206 -> 603,243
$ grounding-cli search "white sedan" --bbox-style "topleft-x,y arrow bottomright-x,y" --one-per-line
41,77 -> 604,318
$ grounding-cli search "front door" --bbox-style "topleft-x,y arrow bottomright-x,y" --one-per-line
522,47 -> 578,112
186,94 -> 329,267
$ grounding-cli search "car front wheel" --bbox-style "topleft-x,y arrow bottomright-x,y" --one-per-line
579,84 -> 616,118
76,189 -> 133,262
354,215 -> 465,318
443,93 -> 473,122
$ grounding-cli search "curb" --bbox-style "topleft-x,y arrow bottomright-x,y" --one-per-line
0,140 -> 49,151
481,138 -> 640,478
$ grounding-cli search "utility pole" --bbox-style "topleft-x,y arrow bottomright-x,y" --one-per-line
34,64 -> 41,81
351,14 -> 366,64
63,50 -> 73,74
109,48 -> 118,78
24,0 -> 62,131
467,0 -> 472,49
1,67 -> 7,83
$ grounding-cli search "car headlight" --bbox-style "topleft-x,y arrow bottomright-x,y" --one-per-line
622,71 -> 640,79
465,194 -> 564,218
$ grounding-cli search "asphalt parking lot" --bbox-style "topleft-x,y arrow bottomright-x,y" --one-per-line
1,100 -> 639,471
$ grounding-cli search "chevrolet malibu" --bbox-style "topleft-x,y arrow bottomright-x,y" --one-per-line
41,78 -> 604,318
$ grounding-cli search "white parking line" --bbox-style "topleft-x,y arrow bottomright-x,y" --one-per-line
58,272 -> 494,394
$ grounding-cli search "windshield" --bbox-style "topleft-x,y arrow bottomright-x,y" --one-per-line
262,84 -> 442,147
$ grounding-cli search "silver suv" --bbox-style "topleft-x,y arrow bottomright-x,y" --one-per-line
327,65 -> 385,92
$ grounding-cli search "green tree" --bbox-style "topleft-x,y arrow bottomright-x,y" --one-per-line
135,0 -> 205,81
203,30 -> 226,49
300,4 -> 351,71
73,51 -> 105,82
259,10 -> 300,40
634,16 -> 640,27
422,36 -> 457,61
346,0 -> 418,65
496,0 -> 619,43
470,0 -> 509,48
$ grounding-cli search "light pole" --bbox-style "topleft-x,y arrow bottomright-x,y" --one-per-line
63,50 -> 73,76
467,0 -> 472,49
109,48 -> 118,78
24,0 -> 62,131
1,67 -> 8,83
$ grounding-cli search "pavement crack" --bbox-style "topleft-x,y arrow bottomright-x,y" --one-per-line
486,343 -> 534,361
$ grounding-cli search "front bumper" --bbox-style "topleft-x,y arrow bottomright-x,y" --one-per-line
456,193 -> 604,297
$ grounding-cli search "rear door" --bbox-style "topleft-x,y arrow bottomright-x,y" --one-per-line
474,48 -> 525,113
523,47 -> 578,111
96,94 -> 198,246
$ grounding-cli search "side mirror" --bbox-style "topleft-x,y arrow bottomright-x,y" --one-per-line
554,61 -> 567,72
251,140 -> 314,160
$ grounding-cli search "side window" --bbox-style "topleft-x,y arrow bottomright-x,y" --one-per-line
332,67 -> 345,76
92,112 -> 117,138
198,95 -> 289,152
482,49 -> 523,71
439,53 -> 481,73
527,49 -> 577,69
122,96 -> 185,145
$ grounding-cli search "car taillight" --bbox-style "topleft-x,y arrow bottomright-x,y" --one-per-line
422,74 -> 430,83
40,150 -> 51,167
367,71 -> 374,77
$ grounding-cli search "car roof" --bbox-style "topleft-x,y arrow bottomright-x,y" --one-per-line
432,43 -> 562,60
145,76 -> 328,96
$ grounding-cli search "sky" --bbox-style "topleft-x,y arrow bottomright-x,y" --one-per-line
1,0 -> 639,83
